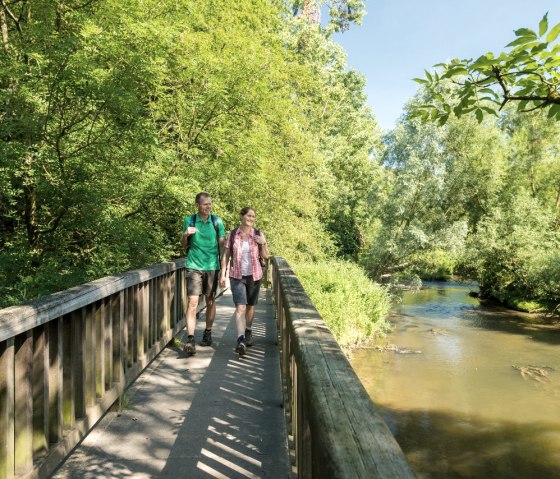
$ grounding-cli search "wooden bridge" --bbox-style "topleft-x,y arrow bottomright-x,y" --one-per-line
0,257 -> 415,478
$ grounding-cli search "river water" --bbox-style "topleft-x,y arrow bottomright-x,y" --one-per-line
350,282 -> 560,479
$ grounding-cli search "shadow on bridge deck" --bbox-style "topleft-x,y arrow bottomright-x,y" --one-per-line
51,288 -> 291,479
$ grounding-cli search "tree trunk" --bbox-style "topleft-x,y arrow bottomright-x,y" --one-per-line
24,151 -> 38,247
301,0 -> 320,25
0,5 -> 9,50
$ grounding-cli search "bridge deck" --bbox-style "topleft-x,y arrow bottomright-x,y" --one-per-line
51,288 -> 291,479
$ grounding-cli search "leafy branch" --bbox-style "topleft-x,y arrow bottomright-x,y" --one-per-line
412,13 -> 560,125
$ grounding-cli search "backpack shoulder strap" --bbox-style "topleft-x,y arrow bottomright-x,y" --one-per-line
210,214 -> 219,230
228,227 -> 240,249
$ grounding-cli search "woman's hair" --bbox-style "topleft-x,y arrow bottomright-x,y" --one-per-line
240,206 -> 255,217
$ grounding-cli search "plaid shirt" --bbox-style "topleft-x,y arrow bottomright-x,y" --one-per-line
226,227 -> 265,281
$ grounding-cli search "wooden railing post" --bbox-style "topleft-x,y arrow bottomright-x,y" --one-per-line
62,315 -> 75,430
14,332 -> 33,476
0,338 -> 15,479
72,309 -> 86,420
48,320 -> 63,443
32,325 -> 48,458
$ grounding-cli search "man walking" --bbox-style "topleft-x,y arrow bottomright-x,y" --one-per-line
181,192 -> 225,355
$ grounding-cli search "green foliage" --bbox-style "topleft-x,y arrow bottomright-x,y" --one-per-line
412,13 -> 560,125
367,95 -> 560,311
361,105 -> 504,281
465,193 -> 560,305
0,0 -> 381,307
293,260 -> 391,348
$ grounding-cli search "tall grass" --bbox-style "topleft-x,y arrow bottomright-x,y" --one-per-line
293,260 -> 391,349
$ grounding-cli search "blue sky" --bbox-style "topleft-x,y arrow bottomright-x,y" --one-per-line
332,1 -> 560,131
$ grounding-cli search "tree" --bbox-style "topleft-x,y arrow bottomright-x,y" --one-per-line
291,0 -> 366,32
362,93 -> 508,281
412,13 -> 560,125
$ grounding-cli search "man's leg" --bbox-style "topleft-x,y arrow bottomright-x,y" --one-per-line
204,294 -> 216,329
186,295 -> 200,336
201,270 -> 218,346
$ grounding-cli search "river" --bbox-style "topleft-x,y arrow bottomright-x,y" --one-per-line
350,281 -> 560,479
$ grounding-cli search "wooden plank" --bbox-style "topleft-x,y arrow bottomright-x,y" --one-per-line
0,338 -> 15,479
48,320 -> 63,443
72,309 -> 86,419
112,291 -> 125,389
169,272 -> 176,330
163,273 -> 170,334
148,280 -> 155,347
32,325 -> 49,458
136,284 -> 144,358
14,332 -> 33,476
62,315 -> 75,430
157,277 -> 164,340
131,286 -> 138,363
104,297 -> 112,390
0,259 -> 184,342
122,289 -> 129,370
84,305 -> 95,407
95,301 -> 104,398
125,288 -> 134,368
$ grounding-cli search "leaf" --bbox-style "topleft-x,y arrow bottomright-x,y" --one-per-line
539,13 -> 548,37
547,104 -> 560,118
480,106 -> 498,116
413,78 -> 428,85
514,28 -> 537,38
444,67 -> 469,78
506,36 -> 539,48
475,108 -> 484,123
546,21 -> 560,43
437,114 -> 449,126
479,88 -> 498,98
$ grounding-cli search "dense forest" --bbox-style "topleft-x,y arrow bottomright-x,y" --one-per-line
1,1 -> 558,338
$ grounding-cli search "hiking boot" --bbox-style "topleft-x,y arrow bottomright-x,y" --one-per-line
201,329 -> 212,347
245,329 -> 253,347
235,336 -> 246,356
184,336 -> 196,355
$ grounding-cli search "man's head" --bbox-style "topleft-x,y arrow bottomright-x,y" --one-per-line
195,192 -> 212,218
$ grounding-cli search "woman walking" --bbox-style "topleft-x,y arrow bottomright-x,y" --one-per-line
220,207 -> 269,355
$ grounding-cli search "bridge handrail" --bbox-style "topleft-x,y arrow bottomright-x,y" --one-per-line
0,258 -> 189,479
271,256 -> 416,478
0,260 -> 183,343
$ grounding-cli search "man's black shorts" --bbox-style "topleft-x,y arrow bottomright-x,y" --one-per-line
186,269 -> 219,297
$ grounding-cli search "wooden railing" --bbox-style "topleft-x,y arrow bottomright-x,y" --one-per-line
0,259 -> 190,479
1,256 -> 414,478
271,257 -> 416,478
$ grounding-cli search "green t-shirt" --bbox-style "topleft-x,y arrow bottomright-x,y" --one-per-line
182,214 -> 225,271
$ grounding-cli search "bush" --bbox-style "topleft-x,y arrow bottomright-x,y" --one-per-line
293,260 -> 391,349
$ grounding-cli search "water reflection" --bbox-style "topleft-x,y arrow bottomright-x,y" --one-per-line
351,282 -> 560,479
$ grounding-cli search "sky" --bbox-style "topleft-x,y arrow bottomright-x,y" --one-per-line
332,1 -> 560,132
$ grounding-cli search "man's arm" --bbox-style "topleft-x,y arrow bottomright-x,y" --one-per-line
180,231 -> 189,249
